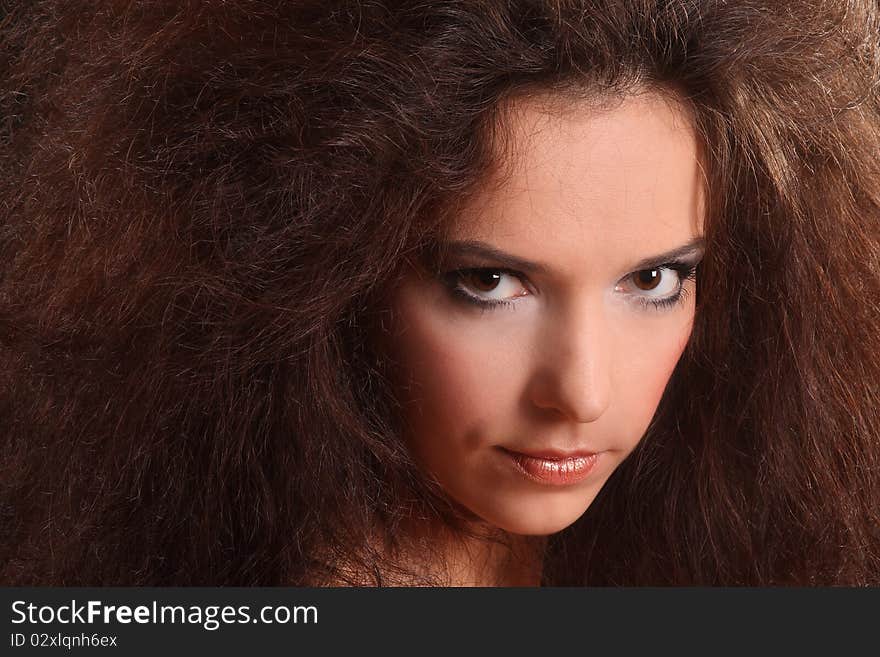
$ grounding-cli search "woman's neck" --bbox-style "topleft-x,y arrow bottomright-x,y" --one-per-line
394,521 -> 547,587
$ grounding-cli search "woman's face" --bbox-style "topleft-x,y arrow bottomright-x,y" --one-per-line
386,91 -> 705,535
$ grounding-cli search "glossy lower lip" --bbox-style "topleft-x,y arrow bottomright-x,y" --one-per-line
499,447 -> 600,486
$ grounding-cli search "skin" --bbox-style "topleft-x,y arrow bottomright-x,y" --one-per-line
385,90 -> 705,584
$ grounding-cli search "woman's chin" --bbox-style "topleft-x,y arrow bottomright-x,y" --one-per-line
472,501 -> 593,537
492,516 -> 583,537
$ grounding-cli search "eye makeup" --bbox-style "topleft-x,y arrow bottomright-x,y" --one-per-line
440,258 -> 700,313
440,267 -> 529,311
422,235 -> 705,314
626,260 -> 699,311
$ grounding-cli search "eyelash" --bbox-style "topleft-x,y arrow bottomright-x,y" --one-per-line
442,268 -> 524,312
442,261 -> 700,312
633,261 -> 699,311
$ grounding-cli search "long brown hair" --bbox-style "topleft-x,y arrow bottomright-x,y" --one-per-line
2,0 -> 878,585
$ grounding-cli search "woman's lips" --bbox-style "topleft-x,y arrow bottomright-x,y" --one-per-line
499,447 -> 600,486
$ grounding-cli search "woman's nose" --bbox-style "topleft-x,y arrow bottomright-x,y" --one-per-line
526,303 -> 612,424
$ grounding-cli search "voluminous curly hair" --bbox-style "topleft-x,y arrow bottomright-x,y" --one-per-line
1,0 -> 879,585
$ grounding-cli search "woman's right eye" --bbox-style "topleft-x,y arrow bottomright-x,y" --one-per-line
445,268 -> 530,307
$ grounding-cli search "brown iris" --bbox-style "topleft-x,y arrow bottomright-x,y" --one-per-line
464,270 -> 502,292
632,268 -> 662,290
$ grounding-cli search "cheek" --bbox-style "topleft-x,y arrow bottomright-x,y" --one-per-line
387,286 -> 526,452
612,311 -> 694,446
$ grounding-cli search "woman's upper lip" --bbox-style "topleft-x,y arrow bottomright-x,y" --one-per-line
500,446 -> 598,460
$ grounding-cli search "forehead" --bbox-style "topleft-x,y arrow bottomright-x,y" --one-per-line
449,90 -> 705,274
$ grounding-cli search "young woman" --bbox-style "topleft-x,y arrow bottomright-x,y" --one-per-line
1,0 -> 878,586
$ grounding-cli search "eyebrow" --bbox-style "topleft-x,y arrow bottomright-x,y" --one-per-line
436,236 -> 706,274
629,237 -> 706,271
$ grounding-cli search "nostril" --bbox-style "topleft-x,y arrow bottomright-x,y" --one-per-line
525,361 -> 611,425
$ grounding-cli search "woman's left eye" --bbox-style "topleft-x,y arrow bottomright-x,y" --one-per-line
616,263 -> 698,308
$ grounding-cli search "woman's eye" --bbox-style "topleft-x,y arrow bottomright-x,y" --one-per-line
616,263 -> 697,307
626,268 -> 681,296
450,269 -> 529,305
